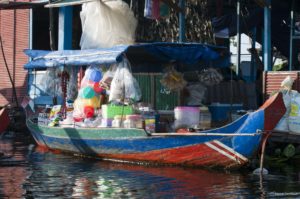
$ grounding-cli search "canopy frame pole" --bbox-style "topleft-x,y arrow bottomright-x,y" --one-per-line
289,0 -> 295,71
263,0 -> 272,71
236,0 -> 241,76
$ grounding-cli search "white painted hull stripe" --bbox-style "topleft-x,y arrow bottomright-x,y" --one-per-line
213,140 -> 248,162
205,141 -> 248,164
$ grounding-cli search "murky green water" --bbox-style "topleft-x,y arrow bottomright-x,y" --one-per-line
1,131 -> 300,199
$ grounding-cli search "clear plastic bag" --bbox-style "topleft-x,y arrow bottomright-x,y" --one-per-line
80,0 -> 137,49
40,68 -> 62,97
65,67 -> 78,101
109,59 -> 141,103
73,66 -> 103,120
186,83 -> 207,106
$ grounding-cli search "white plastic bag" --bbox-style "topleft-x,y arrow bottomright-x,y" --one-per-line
274,90 -> 293,131
80,0 -> 137,49
274,76 -> 296,132
281,75 -> 294,90
109,59 -> 141,103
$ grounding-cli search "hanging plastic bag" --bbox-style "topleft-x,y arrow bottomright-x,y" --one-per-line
288,91 -> 300,133
65,67 -> 78,101
275,76 -> 296,131
100,66 -> 117,90
198,68 -> 223,86
160,66 -> 187,92
40,68 -> 62,98
186,83 -> 207,106
144,0 -> 153,19
80,0 -> 137,49
109,59 -> 141,103
73,66 -> 103,120
159,1 -> 170,19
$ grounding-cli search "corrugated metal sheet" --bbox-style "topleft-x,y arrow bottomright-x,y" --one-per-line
133,73 -> 152,105
154,74 -> 180,110
134,73 -> 180,110
263,71 -> 300,100
205,81 -> 257,110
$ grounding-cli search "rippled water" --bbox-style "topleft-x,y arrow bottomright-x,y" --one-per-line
1,132 -> 300,199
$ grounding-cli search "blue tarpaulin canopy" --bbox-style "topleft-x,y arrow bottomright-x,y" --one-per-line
24,42 -> 230,71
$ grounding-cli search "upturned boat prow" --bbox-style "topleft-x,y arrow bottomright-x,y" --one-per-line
259,92 -> 286,131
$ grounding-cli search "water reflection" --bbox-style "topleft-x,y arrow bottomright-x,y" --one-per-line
1,132 -> 300,198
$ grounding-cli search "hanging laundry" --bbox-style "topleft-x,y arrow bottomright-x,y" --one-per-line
152,0 -> 160,19
144,0 -> 153,19
144,0 -> 160,20
159,1 -> 170,19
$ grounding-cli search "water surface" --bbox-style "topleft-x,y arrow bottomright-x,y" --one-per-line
1,132 -> 300,198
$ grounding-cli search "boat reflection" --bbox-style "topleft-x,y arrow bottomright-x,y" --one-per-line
1,134 -> 300,198
0,132 -> 30,199
25,150 -> 250,199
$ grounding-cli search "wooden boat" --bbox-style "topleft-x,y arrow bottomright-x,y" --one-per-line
25,93 -> 285,169
0,107 -> 9,134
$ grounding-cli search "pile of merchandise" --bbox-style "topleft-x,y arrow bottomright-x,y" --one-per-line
37,59 -> 158,133
36,59 -> 220,133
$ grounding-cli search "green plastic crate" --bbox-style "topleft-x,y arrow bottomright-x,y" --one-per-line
102,105 -> 134,119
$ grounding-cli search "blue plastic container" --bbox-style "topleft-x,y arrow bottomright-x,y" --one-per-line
208,103 -> 243,122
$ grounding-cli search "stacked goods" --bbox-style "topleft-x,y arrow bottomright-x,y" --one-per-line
48,105 -> 62,127
101,104 -> 134,127
124,115 -> 143,129
112,115 -> 125,128
144,115 -> 156,133
73,67 -> 103,122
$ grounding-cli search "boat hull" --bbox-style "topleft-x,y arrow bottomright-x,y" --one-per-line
27,111 -> 264,169
0,108 -> 9,134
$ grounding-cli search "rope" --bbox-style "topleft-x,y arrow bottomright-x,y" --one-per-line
0,35 -> 19,107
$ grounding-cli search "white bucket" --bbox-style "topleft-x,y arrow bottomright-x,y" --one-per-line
174,106 -> 200,129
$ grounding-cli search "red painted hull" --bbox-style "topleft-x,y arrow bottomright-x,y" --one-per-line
0,108 -> 9,134
97,141 -> 248,169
